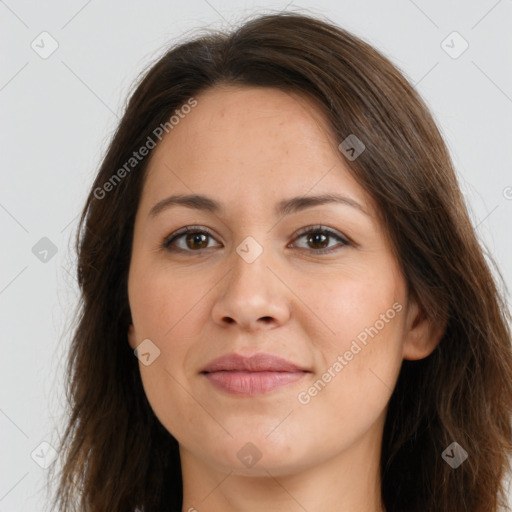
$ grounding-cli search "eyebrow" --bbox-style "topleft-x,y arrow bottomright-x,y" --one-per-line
148,193 -> 369,218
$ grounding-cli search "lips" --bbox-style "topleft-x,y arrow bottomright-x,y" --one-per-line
200,353 -> 310,395
201,352 -> 308,373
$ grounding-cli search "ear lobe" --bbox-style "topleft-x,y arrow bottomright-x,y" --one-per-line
403,300 -> 446,361
127,323 -> 137,350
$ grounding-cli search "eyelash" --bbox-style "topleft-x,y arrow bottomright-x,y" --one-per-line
161,224 -> 351,255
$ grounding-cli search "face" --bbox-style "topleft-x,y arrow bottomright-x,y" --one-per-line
127,85 -> 437,477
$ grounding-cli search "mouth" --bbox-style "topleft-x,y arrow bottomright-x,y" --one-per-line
200,352 -> 311,396
202,370 -> 308,395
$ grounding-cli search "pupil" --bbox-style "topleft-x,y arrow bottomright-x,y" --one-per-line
187,233 -> 207,249
310,233 -> 327,248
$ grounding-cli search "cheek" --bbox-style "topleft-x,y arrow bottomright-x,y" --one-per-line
300,268 -> 405,407
129,262 -> 205,340
300,263 -> 404,345
293,301 -> 404,456
128,266 -> 199,417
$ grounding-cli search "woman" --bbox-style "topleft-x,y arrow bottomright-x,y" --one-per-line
49,11 -> 512,512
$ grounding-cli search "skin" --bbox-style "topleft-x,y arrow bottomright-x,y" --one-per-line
127,85 -> 443,512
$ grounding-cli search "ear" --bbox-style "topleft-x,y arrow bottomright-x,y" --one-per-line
127,323 -> 137,350
402,298 -> 446,360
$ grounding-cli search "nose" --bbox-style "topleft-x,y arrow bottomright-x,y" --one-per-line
211,244 -> 291,332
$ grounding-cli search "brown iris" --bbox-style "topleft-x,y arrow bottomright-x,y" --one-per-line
307,232 -> 329,250
186,232 -> 209,250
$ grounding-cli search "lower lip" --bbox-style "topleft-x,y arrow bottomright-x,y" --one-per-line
203,370 -> 307,395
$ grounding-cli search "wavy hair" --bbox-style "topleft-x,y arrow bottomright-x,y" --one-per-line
48,11 -> 512,512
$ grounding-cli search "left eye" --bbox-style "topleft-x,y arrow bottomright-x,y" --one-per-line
162,225 -> 349,254
291,226 -> 349,253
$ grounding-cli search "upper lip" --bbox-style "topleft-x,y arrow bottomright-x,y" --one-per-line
201,353 -> 309,373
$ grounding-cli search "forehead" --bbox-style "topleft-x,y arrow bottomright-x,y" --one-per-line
156,85 -> 337,159
191,85 -> 335,138
140,85 -> 373,218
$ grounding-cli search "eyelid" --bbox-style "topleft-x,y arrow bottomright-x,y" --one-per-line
291,224 -> 350,245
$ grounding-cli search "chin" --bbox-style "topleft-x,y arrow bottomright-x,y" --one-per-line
203,435 -> 316,477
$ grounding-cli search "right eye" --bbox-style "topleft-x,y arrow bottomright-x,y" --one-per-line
162,226 -> 220,253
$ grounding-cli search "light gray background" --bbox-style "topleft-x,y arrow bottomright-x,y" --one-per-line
1,1 -> 511,510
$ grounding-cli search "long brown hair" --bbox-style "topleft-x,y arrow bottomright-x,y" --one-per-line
48,11 -> 512,512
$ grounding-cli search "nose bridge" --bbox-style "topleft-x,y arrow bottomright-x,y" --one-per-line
232,236 -> 270,289
212,233 -> 290,329
228,234 -> 275,302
